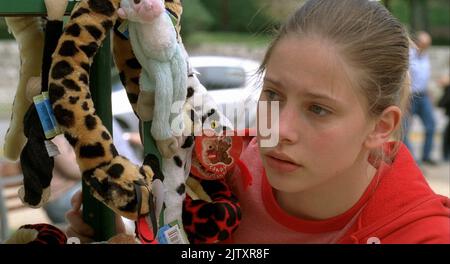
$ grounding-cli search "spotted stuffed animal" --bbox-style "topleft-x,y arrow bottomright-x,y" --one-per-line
182,74 -> 242,244
159,71 -> 236,229
110,0 -> 241,243
48,0 -> 154,220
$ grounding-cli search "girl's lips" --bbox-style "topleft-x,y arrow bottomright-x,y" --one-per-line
264,155 -> 302,173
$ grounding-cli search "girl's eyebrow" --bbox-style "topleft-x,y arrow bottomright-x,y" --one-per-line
264,76 -> 340,104
302,91 -> 339,103
264,75 -> 343,104
263,76 -> 282,86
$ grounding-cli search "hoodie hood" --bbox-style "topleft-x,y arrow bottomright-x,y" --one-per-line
339,143 -> 450,244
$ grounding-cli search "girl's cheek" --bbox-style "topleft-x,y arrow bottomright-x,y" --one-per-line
308,129 -> 337,153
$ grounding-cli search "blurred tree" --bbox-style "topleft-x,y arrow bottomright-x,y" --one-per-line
180,0 -> 214,38
200,0 -> 275,33
410,0 -> 429,32
259,0 -> 305,21
221,0 -> 229,31
386,0 -> 448,45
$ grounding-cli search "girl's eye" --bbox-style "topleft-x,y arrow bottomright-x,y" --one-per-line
262,89 -> 279,101
134,0 -> 141,4
309,104 -> 331,116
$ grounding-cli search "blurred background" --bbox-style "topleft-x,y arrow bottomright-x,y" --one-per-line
0,0 -> 448,240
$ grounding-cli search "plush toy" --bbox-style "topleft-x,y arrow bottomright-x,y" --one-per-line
146,69 -> 238,240
157,103 -> 195,231
116,0 -> 191,240
3,224 -> 67,244
111,0 -> 183,116
183,173 -> 242,244
111,0 -> 241,243
112,0 -> 187,241
18,0 -> 68,208
3,17 -> 44,161
47,0 -> 155,220
181,74 -> 242,244
117,0 -> 188,159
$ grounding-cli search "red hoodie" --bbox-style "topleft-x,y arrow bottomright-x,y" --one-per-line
229,137 -> 450,244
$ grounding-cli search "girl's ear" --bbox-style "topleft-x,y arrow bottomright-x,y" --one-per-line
364,106 -> 402,149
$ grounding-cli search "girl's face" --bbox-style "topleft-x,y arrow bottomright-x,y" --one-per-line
258,36 -> 376,193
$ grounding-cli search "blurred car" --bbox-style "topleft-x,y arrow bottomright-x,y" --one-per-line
111,55 -> 262,134
190,56 -> 262,129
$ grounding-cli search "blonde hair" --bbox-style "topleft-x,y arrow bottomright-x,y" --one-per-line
259,0 -> 411,162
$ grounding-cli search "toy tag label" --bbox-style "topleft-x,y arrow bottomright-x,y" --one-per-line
33,92 -> 61,139
156,220 -> 189,244
192,130 -> 243,180
117,20 -> 129,39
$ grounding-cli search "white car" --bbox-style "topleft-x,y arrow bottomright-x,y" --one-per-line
189,56 -> 262,129
112,56 -> 262,132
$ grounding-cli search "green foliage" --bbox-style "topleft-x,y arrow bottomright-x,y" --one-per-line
428,0 -> 450,45
387,0 -> 449,45
388,0 -> 410,24
180,0 -> 214,38
429,0 -> 450,25
199,0 -> 277,34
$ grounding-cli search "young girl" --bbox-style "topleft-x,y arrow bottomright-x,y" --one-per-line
66,0 -> 449,243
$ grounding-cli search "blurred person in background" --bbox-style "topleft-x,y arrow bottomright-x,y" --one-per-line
403,31 -> 438,166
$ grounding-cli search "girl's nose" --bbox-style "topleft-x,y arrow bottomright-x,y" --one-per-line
278,106 -> 299,145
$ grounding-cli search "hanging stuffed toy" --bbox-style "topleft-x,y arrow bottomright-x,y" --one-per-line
3,17 -> 44,161
111,0 -> 183,116
111,0 -> 241,243
112,0 -> 189,242
117,0 -> 187,159
181,74 -> 243,244
142,72 -> 237,244
18,0 -> 69,208
47,0 -> 155,220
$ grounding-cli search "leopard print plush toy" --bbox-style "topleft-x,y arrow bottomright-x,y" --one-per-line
48,0 -> 154,220
46,0 -> 240,241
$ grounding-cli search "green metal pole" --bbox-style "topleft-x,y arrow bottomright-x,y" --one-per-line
0,0 -> 78,16
84,32 -> 116,241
